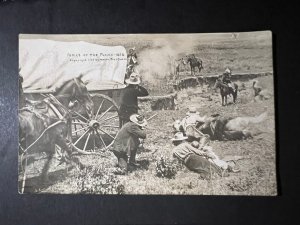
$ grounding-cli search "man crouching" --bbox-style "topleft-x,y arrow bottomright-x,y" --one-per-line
112,114 -> 147,174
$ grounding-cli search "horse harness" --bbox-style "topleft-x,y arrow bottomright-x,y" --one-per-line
19,94 -> 72,154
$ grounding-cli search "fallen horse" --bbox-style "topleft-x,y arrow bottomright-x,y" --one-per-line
173,111 -> 268,141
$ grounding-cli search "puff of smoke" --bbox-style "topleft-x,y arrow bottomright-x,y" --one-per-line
136,36 -> 200,85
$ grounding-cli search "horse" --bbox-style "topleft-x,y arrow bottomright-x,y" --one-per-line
213,78 -> 238,106
19,76 -> 94,186
186,55 -> 203,76
172,112 -> 268,141
175,58 -> 187,76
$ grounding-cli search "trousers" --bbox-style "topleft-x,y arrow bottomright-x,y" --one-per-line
184,154 -> 222,177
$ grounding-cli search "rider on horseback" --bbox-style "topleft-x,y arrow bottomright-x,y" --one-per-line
221,68 -> 234,90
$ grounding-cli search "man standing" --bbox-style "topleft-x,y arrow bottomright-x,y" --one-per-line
126,47 -> 138,79
112,114 -> 147,173
127,47 -> 138,66
119,72 -> 149,127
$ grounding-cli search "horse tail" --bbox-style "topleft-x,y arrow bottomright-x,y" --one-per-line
249,111 -> 268,124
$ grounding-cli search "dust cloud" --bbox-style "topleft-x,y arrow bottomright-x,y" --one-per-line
136,36 -> 200,84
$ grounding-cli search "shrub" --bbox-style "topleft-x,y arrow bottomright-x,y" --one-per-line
74,166 -> 125,194
155,157 -> 177,179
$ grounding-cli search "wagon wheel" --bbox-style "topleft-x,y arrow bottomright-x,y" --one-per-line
71,94 -> 120,154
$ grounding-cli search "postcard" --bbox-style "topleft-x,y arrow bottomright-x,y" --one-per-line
18,31 -> 276,195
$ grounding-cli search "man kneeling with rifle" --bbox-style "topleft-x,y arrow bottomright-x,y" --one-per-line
112,114 -> 147,174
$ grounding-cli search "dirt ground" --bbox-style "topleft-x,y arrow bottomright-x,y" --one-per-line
20,75 -> 277,195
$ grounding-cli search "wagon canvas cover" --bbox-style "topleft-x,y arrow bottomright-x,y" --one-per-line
19,37 -> 127,92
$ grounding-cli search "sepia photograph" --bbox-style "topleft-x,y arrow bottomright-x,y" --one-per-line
18,31 -> 276,195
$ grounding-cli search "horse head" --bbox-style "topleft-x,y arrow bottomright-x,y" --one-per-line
213,78 -> 222,89
56,77 -> 94,118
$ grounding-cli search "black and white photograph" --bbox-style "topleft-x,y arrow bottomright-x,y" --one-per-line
18,31 -> 276,195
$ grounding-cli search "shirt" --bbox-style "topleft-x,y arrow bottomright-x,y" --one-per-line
120,85 -> 149,108
113,121 -> 146,155
181,114 -> 206,130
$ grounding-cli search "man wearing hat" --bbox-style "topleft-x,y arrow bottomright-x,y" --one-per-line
112,114 -> 147,173
171,132 -> 222,178
221,68 -> 233,89
119,72 -> 149,127
180,106 -> 209,144
126,47 -> 138,78
127,47 -> 138,66
190,141 -> 240,173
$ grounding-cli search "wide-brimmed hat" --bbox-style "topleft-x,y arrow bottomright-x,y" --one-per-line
186,106 -> 200,115
225,68 -> 231,74
172,132 -> 188,142
130,114 -> 147,127
125,72 -> 141,85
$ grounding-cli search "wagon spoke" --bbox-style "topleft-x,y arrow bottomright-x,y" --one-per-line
101,125 -> 119,128
73,111 -> 88,122
95,129 -> 107,151
95,99 -> 105,118
74,128 -> 90,146
72,125 -> 89,135
92,130 -> 96,152
97,127 -> 115,140
73,121 -> 88,125
83,133 -> 91,152
100,115 -> 119,123
98,105 -> 114,120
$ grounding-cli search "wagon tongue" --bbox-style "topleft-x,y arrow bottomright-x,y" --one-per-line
89,119 -> 100,129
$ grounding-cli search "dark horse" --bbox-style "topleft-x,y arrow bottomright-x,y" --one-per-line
19,76 -> 94,187
186,55 -> 203,76
214,78 -> 238,106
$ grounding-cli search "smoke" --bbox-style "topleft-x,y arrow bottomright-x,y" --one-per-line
136,36 -> 200,84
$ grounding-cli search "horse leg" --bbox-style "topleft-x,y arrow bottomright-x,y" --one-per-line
55,132 -> 85,170
221,94 -> 224,106
233,91 -> 237,103
40,146 -> 54,183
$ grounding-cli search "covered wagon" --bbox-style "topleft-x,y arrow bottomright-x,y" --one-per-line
19,38 -> 128,154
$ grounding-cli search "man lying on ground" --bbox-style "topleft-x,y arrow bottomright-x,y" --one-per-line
171,132 -> 239,178
190,141 -> 240,173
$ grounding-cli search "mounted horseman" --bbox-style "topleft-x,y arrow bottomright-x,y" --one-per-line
214,68 -> 238,106
186,54 -> 203,76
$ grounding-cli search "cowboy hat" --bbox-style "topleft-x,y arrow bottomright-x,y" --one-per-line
225,68 -> 231,74
186,106 -> 200,115
130,114 -> 148,127
125,72 -> 141,85
172,132 -> 188,142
